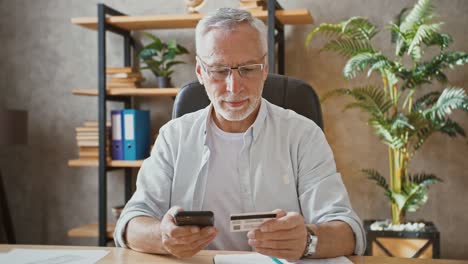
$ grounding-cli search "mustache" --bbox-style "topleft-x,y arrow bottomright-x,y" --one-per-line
219,95 -> 250,102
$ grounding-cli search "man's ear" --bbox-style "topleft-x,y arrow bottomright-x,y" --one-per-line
195,62 -> 204,85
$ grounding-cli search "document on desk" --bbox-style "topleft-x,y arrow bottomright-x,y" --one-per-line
214,253 -> 352,264
0,249 -> 109,264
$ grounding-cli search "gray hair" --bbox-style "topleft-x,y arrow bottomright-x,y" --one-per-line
195,8 -> 268,55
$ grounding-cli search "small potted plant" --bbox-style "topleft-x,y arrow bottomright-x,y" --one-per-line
306,0 -> 467,258
139,32 -> 189,88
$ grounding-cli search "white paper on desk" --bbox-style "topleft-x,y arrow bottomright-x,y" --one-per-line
0,249 -> 109,264
214,253 -> 352,264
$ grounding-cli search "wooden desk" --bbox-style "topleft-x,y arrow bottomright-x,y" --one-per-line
1,244 -> 467,263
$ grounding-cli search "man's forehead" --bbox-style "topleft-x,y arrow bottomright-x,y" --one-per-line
198,27 -> 264,66
200,52 -> 264,66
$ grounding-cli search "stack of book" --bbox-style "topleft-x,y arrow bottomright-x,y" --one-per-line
76,121 -> 111,160
239,0 -> 266,12
106,67 -> 144,89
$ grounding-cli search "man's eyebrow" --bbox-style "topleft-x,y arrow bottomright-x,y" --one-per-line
208,59 -> 261,67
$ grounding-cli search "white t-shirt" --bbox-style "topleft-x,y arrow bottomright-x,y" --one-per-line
202,117 -> 252,251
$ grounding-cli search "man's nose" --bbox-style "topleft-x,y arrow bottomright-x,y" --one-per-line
226,69 -> 243,94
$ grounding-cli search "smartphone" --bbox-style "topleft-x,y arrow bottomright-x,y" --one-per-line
174,211 -> 214,227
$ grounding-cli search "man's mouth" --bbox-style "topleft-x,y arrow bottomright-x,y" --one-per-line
224,99 -> 248,108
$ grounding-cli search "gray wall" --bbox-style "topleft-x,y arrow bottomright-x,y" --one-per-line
0,0 -> 467,260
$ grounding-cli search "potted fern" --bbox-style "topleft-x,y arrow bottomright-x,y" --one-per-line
306,0 -> 467,254
139,32 -> 189,88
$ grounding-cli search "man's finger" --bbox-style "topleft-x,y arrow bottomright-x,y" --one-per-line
189,231 -> 217,250
272,209 -> 287,218
165,224 -> 200,238
161,206 -> 194,237
175,232 -> 217,257
247,225 -> 302,241
170,227 -> 216,245
166,206 -> 184,220
259,212 -> 302,232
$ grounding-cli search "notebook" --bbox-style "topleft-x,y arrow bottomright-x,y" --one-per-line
213,253 -> 353,264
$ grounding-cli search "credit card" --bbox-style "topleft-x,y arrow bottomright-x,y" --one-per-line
230,212 -> 276,232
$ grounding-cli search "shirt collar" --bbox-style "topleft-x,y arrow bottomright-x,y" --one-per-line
249,98 -> 268,142
202,98 -> 268,144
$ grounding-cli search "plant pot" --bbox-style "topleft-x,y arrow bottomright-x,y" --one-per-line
157,76 -> 171,88
364,219 -> 440,259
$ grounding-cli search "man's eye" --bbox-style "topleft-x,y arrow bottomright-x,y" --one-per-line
211,69 -> 230,74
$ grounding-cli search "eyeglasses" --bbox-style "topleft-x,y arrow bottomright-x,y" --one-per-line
196,54 -> 266,81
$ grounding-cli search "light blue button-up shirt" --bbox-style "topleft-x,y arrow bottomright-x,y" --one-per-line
114,98 -> 366,255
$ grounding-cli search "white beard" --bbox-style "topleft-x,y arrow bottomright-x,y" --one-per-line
210,94 -> 260,121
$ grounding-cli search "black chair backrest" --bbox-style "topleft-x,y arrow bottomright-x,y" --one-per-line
172,73 -> 323,130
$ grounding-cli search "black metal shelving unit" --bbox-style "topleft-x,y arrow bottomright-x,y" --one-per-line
96,4 -> 134,246
88,1 -> 290,246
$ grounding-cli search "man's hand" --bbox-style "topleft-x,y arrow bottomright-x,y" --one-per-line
247,209 -> 307,262
160,206 -> 218,258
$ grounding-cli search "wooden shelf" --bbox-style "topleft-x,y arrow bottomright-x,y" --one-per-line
68,159 -> 143,167
71,9 -> 314,30
72,88 -> 179,97
68,223 -> 115,239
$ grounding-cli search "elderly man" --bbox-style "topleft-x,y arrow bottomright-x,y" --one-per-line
114,8 -> 365,261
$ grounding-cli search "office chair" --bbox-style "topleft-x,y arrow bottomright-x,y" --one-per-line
172,73 -> 323,130
0,108 -> 27,244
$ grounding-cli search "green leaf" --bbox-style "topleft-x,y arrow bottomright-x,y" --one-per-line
167,40 -> 177,50
391,113 -> 415,131
400,0 -> 434,33
367,59 -> 391,78
414,127 -> 432,151
437,118 -> 466,137
424,33 -> 453,49
177,44 -> 189,54
162,50 -> 176,61
353,86 -> 392,115
143,32 -> 161,42
400,173 -> 442,212
391,7 -> 409,43
444,52 -> 468,67
322,86 -> 392,118
305,23 -> 343,47
402,185 -> 428,212
363,169 -> 393,200
412,91 -> 441,112
392,193 -> 408,211
306,17 -> 377,51
408,173 -> 442,186
408,23 -> 442,57
139,48 -> 158,60
409,44 -> 423,61
369,119 -> 406,149
145,41 -> 164,52
322,38 -> 374,58
424,87 -> 468,119
342,16 -> 378,41
138,33 -> 189,78
320,88 -> 351,103
343,52 -> 389,79
382,68 -> 399,88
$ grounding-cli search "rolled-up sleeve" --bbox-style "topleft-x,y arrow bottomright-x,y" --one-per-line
298,127 -> 366,255
114,128 -> 174,248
